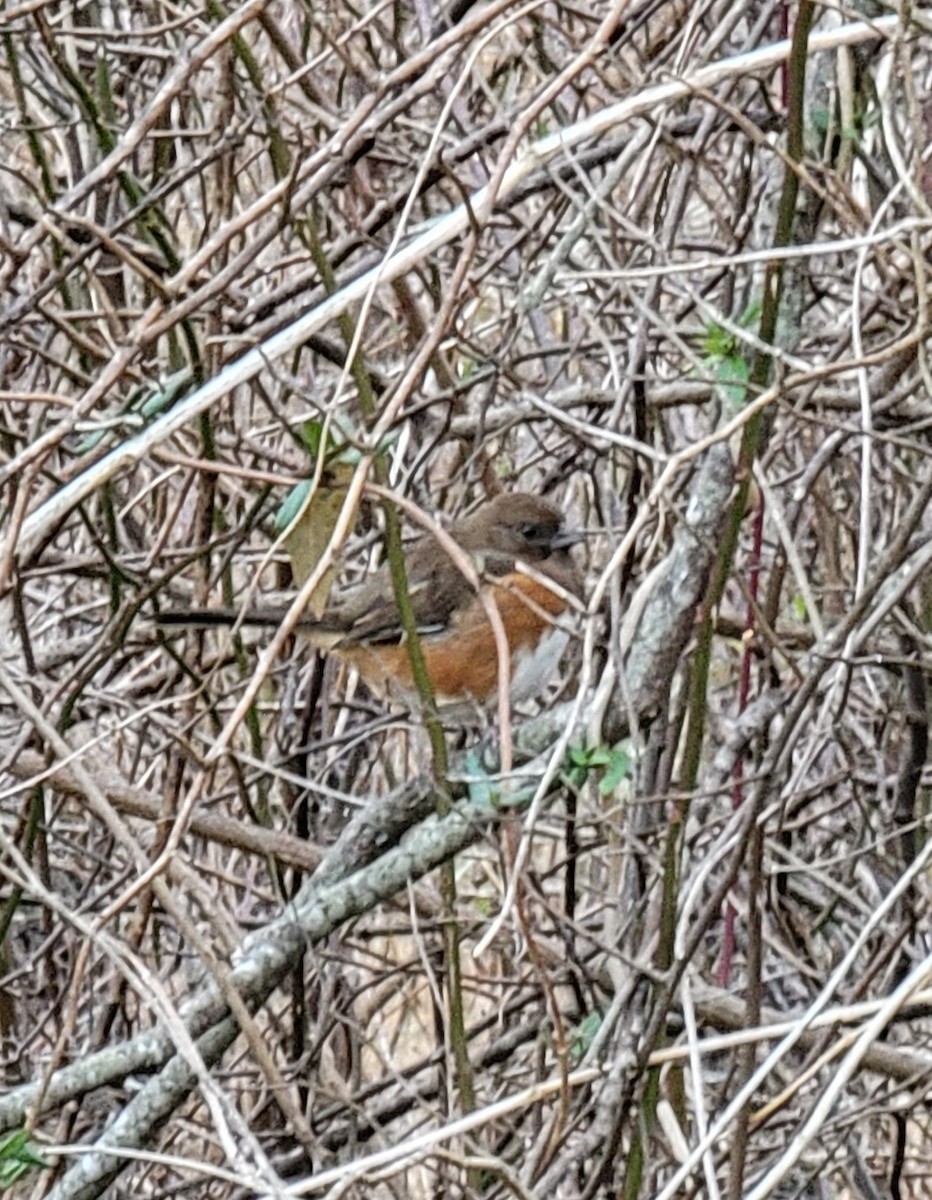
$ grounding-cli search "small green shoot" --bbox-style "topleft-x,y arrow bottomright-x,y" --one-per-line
0,1129 -> 49,1188
461,749 -> 496,810
568,743 -> 631,795
569,1011 -> 603,1063
698,300 -> 761,408
75,368 -> 193,452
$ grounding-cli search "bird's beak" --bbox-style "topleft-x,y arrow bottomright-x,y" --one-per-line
550,528 -> 586,550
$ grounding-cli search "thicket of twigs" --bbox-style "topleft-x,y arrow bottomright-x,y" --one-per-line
1,1 -> 931,1197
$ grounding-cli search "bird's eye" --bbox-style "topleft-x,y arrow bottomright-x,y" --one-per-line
517,522 -> 540,540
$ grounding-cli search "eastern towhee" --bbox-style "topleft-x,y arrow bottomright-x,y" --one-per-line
158,493 -> 583,708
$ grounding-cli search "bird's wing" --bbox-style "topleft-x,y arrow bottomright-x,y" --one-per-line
326,547 -> 477,645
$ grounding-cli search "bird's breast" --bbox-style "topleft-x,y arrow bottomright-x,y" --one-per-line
333,573 -> 573,710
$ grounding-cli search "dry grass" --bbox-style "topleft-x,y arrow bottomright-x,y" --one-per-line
1,1 -> 932,1197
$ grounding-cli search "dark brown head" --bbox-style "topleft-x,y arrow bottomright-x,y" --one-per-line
454,493 -> 583,561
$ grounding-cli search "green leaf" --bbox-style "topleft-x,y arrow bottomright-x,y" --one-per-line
698,302 -> 760,375
568,745 -> 610,769
296,418 -> 399,468
701,322 -> 733,359
0,1129 -> 49,1185
139,367 -> 192,418
809,103 -> 830,136
598,746 -> 631,795
716,354 -> 750,408
76,369 -> 193,453
462,749 -> 496,810
279,476 -> 352,614
569,1011 -> 603,1062
331,428 -> 398,466
299,419 -> 329,458
567,742 -> 631,794
274,479 -> 312,532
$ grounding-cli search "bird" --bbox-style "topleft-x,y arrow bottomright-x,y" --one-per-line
157,492 -> 583,710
